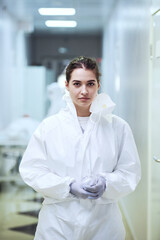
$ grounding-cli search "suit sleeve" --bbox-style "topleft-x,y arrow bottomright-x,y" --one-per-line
100,121 -> 141,201
19,121 -> 74,200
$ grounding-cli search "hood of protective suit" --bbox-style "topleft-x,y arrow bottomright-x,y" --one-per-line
63,92 -> 116,121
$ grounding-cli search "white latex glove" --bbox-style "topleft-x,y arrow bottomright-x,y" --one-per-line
83,176 -> 106,199
70,181 -> 100,199
82,175 -> 99,187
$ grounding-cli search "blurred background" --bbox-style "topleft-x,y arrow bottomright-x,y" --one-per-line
0,0 -> 160,239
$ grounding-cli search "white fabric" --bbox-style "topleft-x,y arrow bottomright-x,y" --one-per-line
19,93 -> 141,240
0,116 -> 39,143
78,116 -> 89,133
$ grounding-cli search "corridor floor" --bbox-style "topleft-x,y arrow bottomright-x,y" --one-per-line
0,180 -> 41,240
0,177 -> 133,240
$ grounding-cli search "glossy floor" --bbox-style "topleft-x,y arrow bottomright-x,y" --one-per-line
0,180 -> 41,240
0,179 -> 133,240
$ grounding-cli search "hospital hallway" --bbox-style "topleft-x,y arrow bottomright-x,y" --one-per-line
0,178 -> 133,240
0,0 -> 160,239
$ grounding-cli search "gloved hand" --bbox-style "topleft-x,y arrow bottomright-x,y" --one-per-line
83,176 -> 106,200
70,181 -> 100,199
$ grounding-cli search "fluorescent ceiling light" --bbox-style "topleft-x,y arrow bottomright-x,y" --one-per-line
45,20 -> 77,28
39,8 -> 76,16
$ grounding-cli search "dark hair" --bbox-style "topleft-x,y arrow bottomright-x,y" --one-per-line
65,56 -> 101,83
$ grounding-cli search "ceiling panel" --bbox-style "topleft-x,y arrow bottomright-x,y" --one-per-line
1,0 -> 117,35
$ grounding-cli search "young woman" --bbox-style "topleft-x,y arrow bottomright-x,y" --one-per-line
19,56 -> 141,240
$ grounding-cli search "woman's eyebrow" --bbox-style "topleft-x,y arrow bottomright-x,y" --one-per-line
72,79 -> 96,82
87,80 -> 96,82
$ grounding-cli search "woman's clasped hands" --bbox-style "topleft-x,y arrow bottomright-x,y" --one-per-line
70,176 -> 106,200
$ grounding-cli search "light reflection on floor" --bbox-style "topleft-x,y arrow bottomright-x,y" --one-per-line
0,180 -> 42,240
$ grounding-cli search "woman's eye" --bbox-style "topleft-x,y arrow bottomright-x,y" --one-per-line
73,82 -> 80,86
88,82 -> 95,86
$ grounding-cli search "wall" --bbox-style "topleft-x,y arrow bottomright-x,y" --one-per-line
0,7 -> 16,128
23,66 -> 46,121
0,4 -> 30,129
28,34 -> 102,65
102,0 -> 151,239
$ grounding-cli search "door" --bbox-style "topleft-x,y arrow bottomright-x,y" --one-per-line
150,9 -> 160,240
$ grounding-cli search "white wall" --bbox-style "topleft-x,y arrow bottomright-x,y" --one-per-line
0,7 -> 48,127
23,66 -> 46,121
102,1 -> 151,239
0,6 -> 30,129
11,30 -> 27,122
0,8 -> 16,128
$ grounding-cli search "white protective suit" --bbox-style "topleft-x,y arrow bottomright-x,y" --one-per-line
19,93 -> 141,240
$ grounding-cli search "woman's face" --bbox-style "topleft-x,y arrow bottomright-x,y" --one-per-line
65,68 -> 100,116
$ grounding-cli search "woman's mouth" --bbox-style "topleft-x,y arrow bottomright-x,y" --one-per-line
79,97 -> 90,101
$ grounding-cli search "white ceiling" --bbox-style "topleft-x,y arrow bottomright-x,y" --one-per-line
1,0 -> 117,35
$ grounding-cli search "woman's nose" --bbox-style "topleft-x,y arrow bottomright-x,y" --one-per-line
81,85 -> 88,94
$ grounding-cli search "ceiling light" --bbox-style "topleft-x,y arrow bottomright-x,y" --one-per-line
45,20 -> 77,28
58,47 -> 68,54
38,8 -> 76,16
